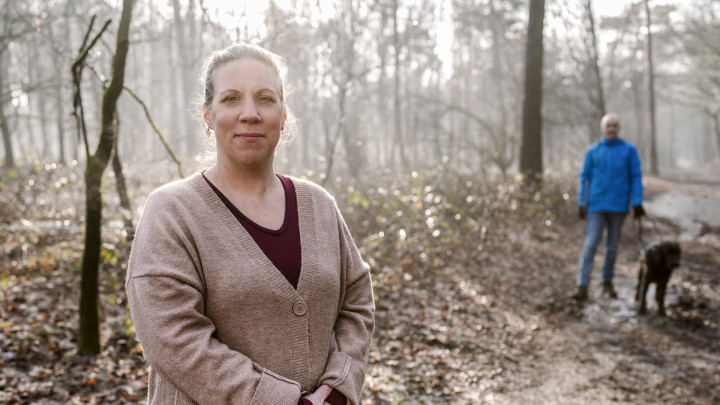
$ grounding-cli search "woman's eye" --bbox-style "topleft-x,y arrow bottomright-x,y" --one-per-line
223,96 -> 238,102
258,96 -> 274,103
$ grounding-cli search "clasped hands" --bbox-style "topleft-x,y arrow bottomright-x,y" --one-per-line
303,384 -> 333,405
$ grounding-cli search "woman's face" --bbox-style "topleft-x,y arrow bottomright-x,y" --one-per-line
204,58 -> 285,171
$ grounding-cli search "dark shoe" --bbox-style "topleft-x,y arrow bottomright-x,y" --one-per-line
572,286 -> 588,301
602,282 -> 618,299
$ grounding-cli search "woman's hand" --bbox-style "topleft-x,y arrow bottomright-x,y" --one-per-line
303,384 -> 332,405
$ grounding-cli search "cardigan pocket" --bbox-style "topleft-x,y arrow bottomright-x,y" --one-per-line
250,366 -> 302,405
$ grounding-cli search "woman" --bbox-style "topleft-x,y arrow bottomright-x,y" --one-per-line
126,43 -> 375,405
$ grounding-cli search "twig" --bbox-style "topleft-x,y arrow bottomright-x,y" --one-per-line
122,86 -> 184,178
70,16 -> 112,158
81,62 -> 184,178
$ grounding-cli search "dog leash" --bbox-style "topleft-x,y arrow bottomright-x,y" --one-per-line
633,214 -> 663,259
633,218 -> 648,259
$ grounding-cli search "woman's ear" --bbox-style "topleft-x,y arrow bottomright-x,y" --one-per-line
203,105 -> 212,130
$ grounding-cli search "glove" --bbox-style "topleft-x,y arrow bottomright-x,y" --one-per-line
578,206 -> 586,220
633,205 -> 645,219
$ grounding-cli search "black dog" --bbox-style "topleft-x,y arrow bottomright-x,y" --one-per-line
636,242 -> 681,316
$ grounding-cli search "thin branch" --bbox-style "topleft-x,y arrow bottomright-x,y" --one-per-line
77,15 -> 97,52
0,77 -> 61,105
409,91 -> 495,134
70,17 -> 112,158
80,58 -> 184,178
122,86 -> 184,178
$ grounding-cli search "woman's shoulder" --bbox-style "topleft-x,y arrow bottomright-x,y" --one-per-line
135,173 -> 211,228
142,173 -> 206,213
148,173 -> 203,199
287,176 -> 334,198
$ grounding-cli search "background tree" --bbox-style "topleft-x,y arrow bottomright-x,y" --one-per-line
519,0 -> 546,180
644,0 -> 659,174
0,0 -> 39,168
681,0 -> 720,162
315,1 -> 370,184
550,0 -> 605,143
76,0 -> 135,355
583,0 -> 606,140
448,0 -> 525,177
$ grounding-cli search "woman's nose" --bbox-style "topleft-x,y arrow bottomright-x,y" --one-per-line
238,100 -> 261,123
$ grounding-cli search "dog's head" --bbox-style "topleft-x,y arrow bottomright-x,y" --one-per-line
647,241 -> 681,270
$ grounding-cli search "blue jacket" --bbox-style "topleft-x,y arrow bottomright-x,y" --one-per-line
577,138 -> 643,213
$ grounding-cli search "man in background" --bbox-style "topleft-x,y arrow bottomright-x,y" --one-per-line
573,113 -> 645,301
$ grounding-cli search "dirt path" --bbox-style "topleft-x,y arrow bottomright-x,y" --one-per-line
489,174 -> 720,405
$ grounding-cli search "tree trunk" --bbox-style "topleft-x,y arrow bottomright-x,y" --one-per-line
57,0 -> 73,165
323,85 -> 346,185
584,0 -> 605,143
519,0 -> 546,181
490,0 -> 513,177
378,4 -> 389,166
112,137 -> 134,240
78,0 -> 135,355
172,0 -> 196,158
392,0 -> 407,168
710,111 -> 720,162
183,0 -> 198,157
78,158 -> 104,354
26,43 -> 50,160
55,85 -> 66,165
632,70 -> 646,156
168,1 -> 182,157
0,59 -> 15,168
0,102 -> 13,168
643,0 -> 658,174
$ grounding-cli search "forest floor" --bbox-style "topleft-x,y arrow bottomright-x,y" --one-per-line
1,165 -> 719,404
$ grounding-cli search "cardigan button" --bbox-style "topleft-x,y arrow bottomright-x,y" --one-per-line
292,302 -> 307,316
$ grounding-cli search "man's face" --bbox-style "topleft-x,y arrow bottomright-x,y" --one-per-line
603,117 -> 620,140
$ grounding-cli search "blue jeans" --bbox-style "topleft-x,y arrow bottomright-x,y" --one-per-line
578,212 -> 627,287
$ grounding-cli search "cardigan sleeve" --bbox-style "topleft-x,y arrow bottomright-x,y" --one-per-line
126,190 -> 302,405
316,207 -> 375,405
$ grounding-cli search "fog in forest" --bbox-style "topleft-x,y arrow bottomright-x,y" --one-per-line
2,0 -> 719,179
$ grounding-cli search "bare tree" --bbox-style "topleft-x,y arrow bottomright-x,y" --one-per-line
75,0 -> 135,355
682,0 -> 720,163
171,0 -> 200,157
583,0 -> 606,142
303,1 -> 372,183
520,0 -> 546,181
0,0 -> 38,168
0,56 -> 13,168
643,0 -> 659,174
391,0 -> 408,168
449,0 -> 525,176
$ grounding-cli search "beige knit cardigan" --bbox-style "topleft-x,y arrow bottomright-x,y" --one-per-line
126,173 -> 375,405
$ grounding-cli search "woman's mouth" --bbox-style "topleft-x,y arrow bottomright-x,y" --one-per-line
235,133 -> 264,141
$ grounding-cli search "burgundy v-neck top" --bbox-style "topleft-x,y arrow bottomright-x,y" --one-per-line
202,172 -> 302,289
